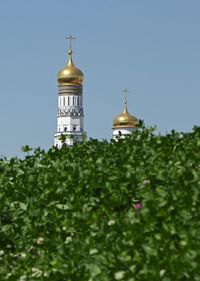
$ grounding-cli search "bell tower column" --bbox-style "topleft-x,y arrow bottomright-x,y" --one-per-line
54,35 -> 85,147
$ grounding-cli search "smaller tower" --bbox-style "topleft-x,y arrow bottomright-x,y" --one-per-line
112,89 -> 138,138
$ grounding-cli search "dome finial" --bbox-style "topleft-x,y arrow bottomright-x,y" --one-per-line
123,88 -> 129,113
66,34 -> 76,66
66,34 -> 75,53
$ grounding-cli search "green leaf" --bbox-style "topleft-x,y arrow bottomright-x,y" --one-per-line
19,202 -> 28,211
56,204 -> 70,210
87,264 -> 101,277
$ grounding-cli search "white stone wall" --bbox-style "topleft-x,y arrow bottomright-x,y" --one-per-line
58,95 -> 83,107
113,127 -> 136,138
57,115 -> 83,132
54,85 -> 85,147
54,132 -> 83,148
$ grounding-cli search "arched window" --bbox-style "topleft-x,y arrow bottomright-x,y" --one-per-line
73,126 -> 76,131
64,127 -> 67,132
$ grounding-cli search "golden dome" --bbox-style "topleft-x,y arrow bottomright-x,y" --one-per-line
57,49 -> 84,85
113,104 -> 138,128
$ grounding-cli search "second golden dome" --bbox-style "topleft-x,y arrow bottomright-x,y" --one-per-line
113,105 -> 138,128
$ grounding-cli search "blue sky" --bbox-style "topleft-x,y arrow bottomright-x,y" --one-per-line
0,0 -> 199,157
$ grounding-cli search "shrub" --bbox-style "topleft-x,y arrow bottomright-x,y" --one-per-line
0,126 -> 200,280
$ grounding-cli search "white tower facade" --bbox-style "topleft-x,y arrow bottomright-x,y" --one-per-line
54,37 -> 85,147
112,89 -> 138,138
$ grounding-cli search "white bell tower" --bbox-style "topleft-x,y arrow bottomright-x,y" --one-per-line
54,35 -> 85,147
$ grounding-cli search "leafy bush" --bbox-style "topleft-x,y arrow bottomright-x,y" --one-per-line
0,126 -> 200,280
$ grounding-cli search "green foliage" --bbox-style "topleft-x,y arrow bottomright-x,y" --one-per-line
1,126 -> 200,280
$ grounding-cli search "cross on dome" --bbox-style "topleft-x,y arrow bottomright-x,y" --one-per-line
66,34 -> 76,50
122,88 -> 129,106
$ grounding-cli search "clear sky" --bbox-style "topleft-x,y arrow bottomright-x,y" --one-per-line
0,0 -> 199,157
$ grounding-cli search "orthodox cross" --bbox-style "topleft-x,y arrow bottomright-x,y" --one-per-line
66,34 -> 76,50
123,88 -> 129,106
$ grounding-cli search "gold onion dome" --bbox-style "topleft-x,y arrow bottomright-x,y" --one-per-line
57,49 -> 84,85
113,104 -> 138,128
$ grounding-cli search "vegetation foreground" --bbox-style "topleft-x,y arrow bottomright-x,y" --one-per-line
0,126 -> 200,280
